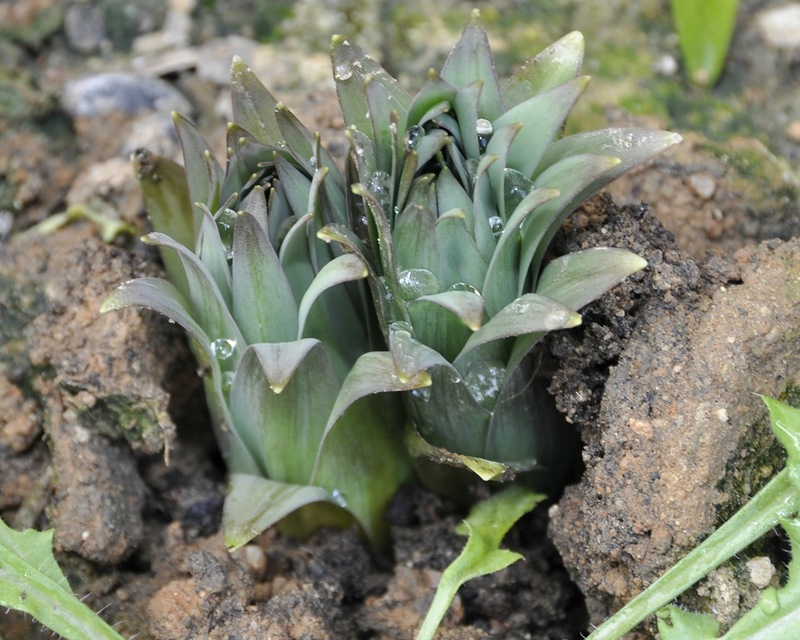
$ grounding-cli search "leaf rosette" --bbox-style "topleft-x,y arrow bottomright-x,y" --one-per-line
325,9 -> 680,488
103,10 -> 680,549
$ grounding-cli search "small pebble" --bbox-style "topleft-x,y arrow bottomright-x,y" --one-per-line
757,4 -> 800,49
687,172 -> 717,200
746,556 -> 775,588
62,72 -> 192,118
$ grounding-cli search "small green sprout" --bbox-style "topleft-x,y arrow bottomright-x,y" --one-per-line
103,11 -> 679,552
0,516 -> 125,640
587,395 -> 800,639
671,0 -> 740,86
416,486 -> 543,640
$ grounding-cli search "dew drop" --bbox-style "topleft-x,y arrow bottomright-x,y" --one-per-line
210,338 -> 237,360
476,118 -> 493,136
334,63 -> 353,81
331,489 -> 348,508
404,125 -> 424,152
476,118 -> 493,152
410,387 -> 432,403
448,282 -> 481,296
389,321 -> 418,382
488,215 -> 505,240
464,360 -> 506,410
221,371 -> 235,393
368,170 -> 392,212
398,268 -> 439,300
216,208 -> 238,258
465,158 -> 479,185
758,587 -> 780,615
503,168 -> 535,212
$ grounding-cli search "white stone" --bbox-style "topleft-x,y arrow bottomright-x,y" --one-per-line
757,4 -> 800,49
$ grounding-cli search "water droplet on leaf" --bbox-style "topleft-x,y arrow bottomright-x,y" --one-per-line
331,489 -> 348,508
334,63 -> 353,81
210,338 -> 237,360
464,360 -> 505,409
476,118 -> 493,152
488,215 -> 504,240
503,168 -> 535,212
411,387 -> 432,403
758,587 -> 780,615
398,268 -> 439,300
404,125 -> 424,151
448,282 -> 481,296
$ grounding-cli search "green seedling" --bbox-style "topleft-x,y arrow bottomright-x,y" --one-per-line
416,486 -> 543,640
587,395 -> 800,639
103,11 -> 678,553
0,516 -> 124,640
22,203 -> 137,242
672,0 -> 740,86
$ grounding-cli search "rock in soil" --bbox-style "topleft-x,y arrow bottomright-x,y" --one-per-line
547,195 -> 800,632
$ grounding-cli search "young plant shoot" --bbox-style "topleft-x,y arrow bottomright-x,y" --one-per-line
103,10 -> 679,551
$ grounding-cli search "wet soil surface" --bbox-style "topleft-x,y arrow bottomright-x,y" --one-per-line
3,1 -> 800,638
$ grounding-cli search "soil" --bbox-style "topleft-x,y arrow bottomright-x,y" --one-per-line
2,1 -> 800,639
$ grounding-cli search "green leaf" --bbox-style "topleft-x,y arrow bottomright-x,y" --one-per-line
232,211 -> 298,343
196,204 -> 233,308
503,31 -> 585,107
223,474 -> 335,551
143,232 -> 244,349
520,154 -> 622,288
230,56 -> 281,146
536,248 -> 647,311
298,254 -> 368,339
405,424 -> 514,482
493,76 -> 590,179
331,35 -> 412,148
453,80 -> 483,160
415,486 -> 544,640
440,8 -> 505,121
230,340 -> 336,479
132,151 -> 193,293
671,0 -> 739,86
394,204 -> 440,275
657,606 -> 720,639
407,75 -> 457,127
101,277 -> 208,348
482,187 -> 560,316
436,212 -> 488,292
173,111 -> 223,217
763,396 -> 800,467
412,290 -> 484,331
457,293 -> 580,361
535,128 -> 682,184
0,517 -> 125,640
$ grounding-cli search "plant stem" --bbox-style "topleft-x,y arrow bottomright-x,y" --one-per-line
587,468 -> 799,640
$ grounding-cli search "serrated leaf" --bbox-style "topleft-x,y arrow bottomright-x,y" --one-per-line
536,248 -> 647,311
763,396 -> 800,466
657,606 -> 720,639
416,486 -> 543,640
504,31 -> 585,107
0,518 -> 125,640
